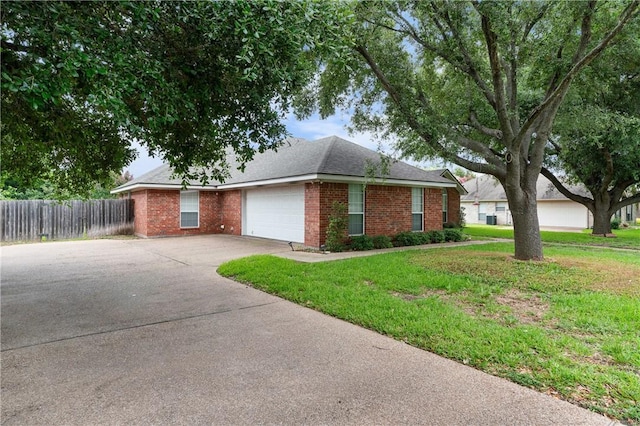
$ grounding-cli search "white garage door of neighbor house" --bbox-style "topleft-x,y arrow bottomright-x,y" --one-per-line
537,201 -> 589,228
244,185 -> 305,243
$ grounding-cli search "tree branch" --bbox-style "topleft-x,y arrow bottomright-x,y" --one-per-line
601,148 -> 615,191
468,111 -> 503,139
478,10 -> 514,142
457,135 -> 505,168
354,45 -> 407,122
519,0 -> 639,143
425,4 -> 497,108
355,44 -> 507,180
612,191 -> 640,211
571,1 -> 597,64
379,4 -> 498,111
522,4 -> 550,42
541,167 -> 594,206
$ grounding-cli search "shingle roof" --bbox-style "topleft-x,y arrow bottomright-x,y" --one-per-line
113,136 -> 464,192
461,174 -> 589,202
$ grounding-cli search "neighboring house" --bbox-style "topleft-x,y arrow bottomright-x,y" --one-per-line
614,202 -> 640,224
461,174 -> 594,229
112,136 -> 467,247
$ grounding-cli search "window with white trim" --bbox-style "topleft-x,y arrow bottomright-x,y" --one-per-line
348,184 -> 364,235
495,201 -> 507,212
442,189 -> 448,223
412,187 -> 424,231
478,202 -> 487,222
180,190 -> 199,228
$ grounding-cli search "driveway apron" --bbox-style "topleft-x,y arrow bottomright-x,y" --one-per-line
1,236 -> 614,425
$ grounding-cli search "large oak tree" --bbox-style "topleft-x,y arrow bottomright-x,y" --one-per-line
1,1 -> 351,196
304,0 -> 638,260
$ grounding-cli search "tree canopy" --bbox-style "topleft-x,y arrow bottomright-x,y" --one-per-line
301,0 -> 639,260
542,22 -> 640,233
1,1 -> 351,196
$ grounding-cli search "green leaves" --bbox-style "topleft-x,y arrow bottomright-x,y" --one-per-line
1,1 -> 352,196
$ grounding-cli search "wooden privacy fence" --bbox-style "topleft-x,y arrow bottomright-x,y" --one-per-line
1,199 -> 134,242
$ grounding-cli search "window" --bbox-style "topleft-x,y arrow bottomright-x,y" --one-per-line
412,188 -> 424,231
180,191 -> 199,228
348,184 -> 364,235
442,189 -> 448,223
478,202 -> 487,222
496,202 -> 507,212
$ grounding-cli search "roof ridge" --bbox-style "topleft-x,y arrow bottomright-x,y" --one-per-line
315,136 -> 337,173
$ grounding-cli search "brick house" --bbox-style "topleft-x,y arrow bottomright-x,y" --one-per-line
112,136 -> 466,248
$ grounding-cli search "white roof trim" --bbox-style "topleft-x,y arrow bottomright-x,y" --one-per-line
110,183 -> 218,194
111,173 -> 457,194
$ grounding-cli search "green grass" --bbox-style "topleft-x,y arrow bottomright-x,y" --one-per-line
464,225 -> 640,250
219,244 -> 640,424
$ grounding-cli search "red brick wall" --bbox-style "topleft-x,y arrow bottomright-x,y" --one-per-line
129,184 -> 459,241
220,190 -> 242,235
304,183 -> 321,247
424,188 -> 443,231
305,183 -> 458,248
197,191 -> 221,234
130,189 -> 221,237
130,191 -> 148,237
446,188 -> 460,225
365,185 -> 412,236
305,182 -> 348,247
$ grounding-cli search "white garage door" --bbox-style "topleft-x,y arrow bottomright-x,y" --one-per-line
537,201 -> 589,228
244,185 -> 305,243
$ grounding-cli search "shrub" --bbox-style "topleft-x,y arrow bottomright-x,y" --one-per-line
325,202 -> 348,252
427,230 -> 445,243
350,235 -> 374,251
372,235 -> 393,249
443,228 -> 464,242
611,218 -> 621,230
443,222 -> 458,229
394,231 -> 421,246
417,232 -> 431,244
457,206 -> 467,228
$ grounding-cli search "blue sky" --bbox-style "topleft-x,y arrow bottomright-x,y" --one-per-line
125,112 -> 443,178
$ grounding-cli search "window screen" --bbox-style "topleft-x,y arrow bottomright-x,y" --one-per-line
412,187 -> 423,231
348,184 -> 364,235
180,191 -> 199,228
442,189 -> 448,223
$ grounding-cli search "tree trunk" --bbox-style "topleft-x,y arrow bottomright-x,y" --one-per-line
590,193 -> 613,235
506,184 -> 544,261
591,201 -> 613,234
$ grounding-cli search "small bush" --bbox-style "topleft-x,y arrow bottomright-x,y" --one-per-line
325,202 -> 348,252
350,235 -> 374,251
394,232 -> 421,246
417,232 -> 431,244
427,230 -> 445,243
443,228 -> 464,242
458,207 -> 467,228
372,235 -> 393,249
611,218 -> 621,230
443,222 -> 458,229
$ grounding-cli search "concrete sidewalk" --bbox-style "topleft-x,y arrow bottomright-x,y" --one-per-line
1,236 -> 618,425
278,239 -> 494,263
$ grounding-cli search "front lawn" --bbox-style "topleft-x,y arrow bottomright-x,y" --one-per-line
219,243 -> 640,424
464,225 -> 640,250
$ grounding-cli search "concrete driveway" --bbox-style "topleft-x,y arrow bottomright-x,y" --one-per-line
1,236 -> 614,425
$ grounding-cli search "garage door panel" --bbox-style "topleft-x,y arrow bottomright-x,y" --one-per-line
244,186 -> 305,242
537,202 -> 588,228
